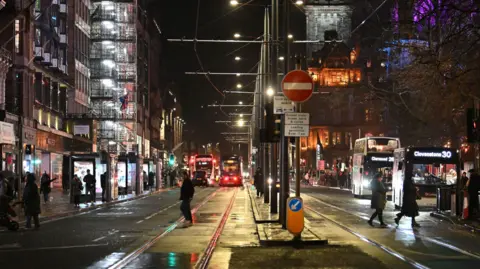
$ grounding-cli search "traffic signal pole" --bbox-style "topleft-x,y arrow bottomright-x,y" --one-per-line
263,7 -> 270,204
279,0 -> 291,228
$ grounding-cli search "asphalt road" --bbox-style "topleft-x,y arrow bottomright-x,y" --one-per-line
301,186 -> 480,268
0,187 -> 217,269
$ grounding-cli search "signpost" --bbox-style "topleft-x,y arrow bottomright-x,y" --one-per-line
281,69 -> 313,237
273,96 -> 294,114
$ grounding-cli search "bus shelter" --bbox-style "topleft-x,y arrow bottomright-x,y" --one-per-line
392,147 -> 461,213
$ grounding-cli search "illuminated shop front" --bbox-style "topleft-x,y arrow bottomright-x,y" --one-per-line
0,122 -> 16,172
35,129 -> 68,189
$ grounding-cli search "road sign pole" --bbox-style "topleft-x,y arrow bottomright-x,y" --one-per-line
295,104 -> 301,197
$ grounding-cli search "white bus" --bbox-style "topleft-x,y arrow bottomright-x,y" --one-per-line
352,136 -> 401,198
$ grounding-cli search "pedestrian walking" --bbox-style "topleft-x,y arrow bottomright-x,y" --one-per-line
466,169 -> 480,219
169,169 -> 176,187
253,167 -> 264,197
100,172 -> 107,202
83,170 -> 96,204
40,171 -> 56,204
72,175 -> 83,207
23,173 -> 41,229
368,173 -> 387,228
394,177 -> 420,228
179,172 -> 195,228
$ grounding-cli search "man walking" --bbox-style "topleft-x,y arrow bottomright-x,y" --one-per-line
100,172 -> 107,202
179,172 -> 195,228
254,167 -> 264,197
83,170 -> 96,204
368,173 -> 387,228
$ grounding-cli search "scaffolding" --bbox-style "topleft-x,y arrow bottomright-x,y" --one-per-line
90,0 -> 137,154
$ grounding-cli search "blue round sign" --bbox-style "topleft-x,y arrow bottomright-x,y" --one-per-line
288,198 -> 302,212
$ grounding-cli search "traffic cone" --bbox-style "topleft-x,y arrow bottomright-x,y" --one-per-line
463,190 -> 469,220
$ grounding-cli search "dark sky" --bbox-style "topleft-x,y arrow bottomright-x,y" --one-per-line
154,1 -> 307,156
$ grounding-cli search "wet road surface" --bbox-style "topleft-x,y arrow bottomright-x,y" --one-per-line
301,186 -> 480,268
0,187 -> 216,269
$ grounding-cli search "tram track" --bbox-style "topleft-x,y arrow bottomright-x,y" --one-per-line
299,191 -> 480,268
109,187 -> 239,269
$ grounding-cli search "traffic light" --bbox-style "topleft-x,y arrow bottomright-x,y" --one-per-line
467,108 -> 480,143
168,153 -> 175,166
264,102 -> 280,143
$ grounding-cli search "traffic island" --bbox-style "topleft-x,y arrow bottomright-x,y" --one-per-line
247,185 -> 328,246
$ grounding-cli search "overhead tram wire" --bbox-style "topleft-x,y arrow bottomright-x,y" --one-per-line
194,0 -> 225,98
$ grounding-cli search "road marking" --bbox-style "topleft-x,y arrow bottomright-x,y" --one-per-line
92,236 -> 107,242
0,243 -> 21,249
136,220 -> 144,224
0,243 -> 108,252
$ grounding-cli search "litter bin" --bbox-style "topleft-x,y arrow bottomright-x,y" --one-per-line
436,186 -> 453,211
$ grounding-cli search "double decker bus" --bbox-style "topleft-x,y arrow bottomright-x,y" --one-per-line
219,155 -> 243,187
352,136 -> 401,198
194,155 -> 216,182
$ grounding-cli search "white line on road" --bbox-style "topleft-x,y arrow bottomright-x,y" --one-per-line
92,236 -> 107,242
136,220 -> 144,224
0,243 -> 109,252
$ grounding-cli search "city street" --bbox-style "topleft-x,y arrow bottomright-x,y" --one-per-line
301,186 -> 480,268
0,187 -> 217,269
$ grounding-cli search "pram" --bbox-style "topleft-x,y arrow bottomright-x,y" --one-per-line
0,196 -> 20,231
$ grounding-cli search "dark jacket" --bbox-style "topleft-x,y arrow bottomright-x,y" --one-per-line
23,174 -> 41,216
83,174 -> 96,189
40,173 -> 52,194
468,173 -> 480,194
180,178 -> 195,201
370,179 -> 387,209
100,173 -> 106,189
401,180 -> 419,217
254,171 -> 264,190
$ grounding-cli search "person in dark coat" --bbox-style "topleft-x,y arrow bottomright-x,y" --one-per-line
100,172 -> 107,202
253,167 -> 264,197
83,170 -> 96,203
467,169 -> 480,218
179,172 -> 195,227
368,173 -> 387,227
40,171 -> 56,204
395,177 -> 420,227
23,173 -> 41,229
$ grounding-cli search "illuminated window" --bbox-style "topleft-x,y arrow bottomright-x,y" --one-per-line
15,19 -> 22,54
332,132 -> 341,145
365,109 -> 372,122
350,51 -> 356,64
324,131 -> 329,146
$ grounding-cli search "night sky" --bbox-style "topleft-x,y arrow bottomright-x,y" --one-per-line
155,1 -> 306,156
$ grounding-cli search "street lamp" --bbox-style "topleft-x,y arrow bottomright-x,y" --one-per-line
237,119 -> 244,127
288,34 -> 293,39
233,33 -> 241,38
279,56 -> 285,61
230,0 -> 239,6
236,73 -> 241,77
239,114 -> 244,118
239,101 -> 243,105
236,83 -> 243,89
266,86 -> 274,96
235,56 -> 241,61
295,0 -> 304,5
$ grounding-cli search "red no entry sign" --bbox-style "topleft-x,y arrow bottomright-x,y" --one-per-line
281,70 -> 314,103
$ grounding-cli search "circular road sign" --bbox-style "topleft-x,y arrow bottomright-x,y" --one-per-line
281,70 -> 314,103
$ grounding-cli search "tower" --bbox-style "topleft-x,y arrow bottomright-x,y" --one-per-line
305,0 -> 353,57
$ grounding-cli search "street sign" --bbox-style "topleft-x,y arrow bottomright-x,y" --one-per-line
273,96 -> 294,114
286,197 -> 304,235
285,113 -> 309,125
284,125 -> 309,137
281,70 -> 314,103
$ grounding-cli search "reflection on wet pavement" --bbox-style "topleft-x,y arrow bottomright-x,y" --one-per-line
124,252 -> 198,269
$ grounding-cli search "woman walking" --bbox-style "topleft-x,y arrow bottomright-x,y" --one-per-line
368,173 -> 387,228
23,173 -> 41,229
394,177 -> 420,227
72,175 -> 83,208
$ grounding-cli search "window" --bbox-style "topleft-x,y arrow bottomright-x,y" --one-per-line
345,132 -> 352,148
332,132 -> 342,145
15,19 -> 22,54
35,28 -> 41,46
34,73 -> 42,103
35,0 -> 41,12
365,109 -> 372,122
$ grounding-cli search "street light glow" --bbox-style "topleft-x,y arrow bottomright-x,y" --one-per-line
235,56 -> 241,61
236,73 -> 241,77
237,119 -> 244,127
266,86 -> 274,96
295,0 -> 304,5
240,114 -> 244,118
239,101 -> 243,105
279,56 -> 285,61
236,83 -> 243,89
230,0 -> 239,6
233,33 -> 241,38
288,34 -> 293,39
